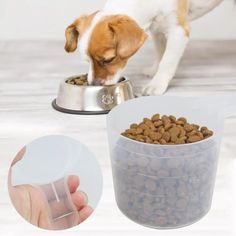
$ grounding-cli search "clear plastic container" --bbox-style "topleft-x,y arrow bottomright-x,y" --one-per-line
107,96 -> 236,229
37,177 -> 79,230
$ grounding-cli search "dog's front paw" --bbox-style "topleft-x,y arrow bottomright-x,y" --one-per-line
142,81 -> 169,96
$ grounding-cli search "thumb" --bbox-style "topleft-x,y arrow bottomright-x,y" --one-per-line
8,147 -> 26,187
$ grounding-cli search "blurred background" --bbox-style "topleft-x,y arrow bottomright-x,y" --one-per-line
0,0 -> 236,41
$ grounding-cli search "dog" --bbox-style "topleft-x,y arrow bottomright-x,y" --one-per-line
65,0 -> 224,95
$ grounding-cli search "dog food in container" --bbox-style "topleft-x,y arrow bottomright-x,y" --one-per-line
107,96 -> 235,229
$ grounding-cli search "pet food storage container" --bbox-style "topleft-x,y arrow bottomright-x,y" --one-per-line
107,96 -> 236,229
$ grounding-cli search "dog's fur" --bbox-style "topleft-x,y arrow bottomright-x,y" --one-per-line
65,0 -> 224,94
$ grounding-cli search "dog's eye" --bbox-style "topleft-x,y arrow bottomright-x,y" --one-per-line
102,57 -> 115,65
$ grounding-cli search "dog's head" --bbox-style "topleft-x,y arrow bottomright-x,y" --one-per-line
65,13 -> 148,85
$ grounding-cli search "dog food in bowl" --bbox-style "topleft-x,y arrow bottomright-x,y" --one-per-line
66,75 -> 88,86
122,114 -> 213,145
66,76 -> 127,87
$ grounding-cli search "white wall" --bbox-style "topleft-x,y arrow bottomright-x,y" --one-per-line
191,0 -> 236,39
0,0 -> 235,40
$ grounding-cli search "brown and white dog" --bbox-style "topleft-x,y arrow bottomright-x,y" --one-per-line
65,0 -> 224,95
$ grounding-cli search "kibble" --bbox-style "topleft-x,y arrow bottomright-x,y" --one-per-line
122,113 -> 214,145
66,75 -> 88,86
112,111 -> 218,228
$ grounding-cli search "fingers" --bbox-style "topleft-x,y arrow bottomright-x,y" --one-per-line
39,176 -> 80,202
47,200 -> 93,228
52,212 -> 77,230
11,147 -> 26,166
67,175 -> 80,193
25,175 -> 91,229
49,197 -> 73,219
8,147 -> 26,187
71,191 -> 88,211
78,206 -> 93,223
48,191 -> 87,219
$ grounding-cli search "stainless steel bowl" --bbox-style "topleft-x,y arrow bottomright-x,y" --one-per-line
52,75 -> 135,115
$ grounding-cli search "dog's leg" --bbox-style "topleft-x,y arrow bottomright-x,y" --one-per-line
142,32 -> 166,77
142,26 -> 189,95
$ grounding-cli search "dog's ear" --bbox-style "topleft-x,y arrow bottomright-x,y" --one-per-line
65,12 -> 98,53
108,16 -> 148,58
65,22 -> 79,53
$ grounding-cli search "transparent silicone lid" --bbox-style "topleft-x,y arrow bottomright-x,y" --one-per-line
36,177 -> 79,230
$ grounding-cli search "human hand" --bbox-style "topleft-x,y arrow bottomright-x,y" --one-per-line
8,148 -> 93,230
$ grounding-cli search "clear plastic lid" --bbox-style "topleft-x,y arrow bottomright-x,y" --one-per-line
36,177 -> 79,230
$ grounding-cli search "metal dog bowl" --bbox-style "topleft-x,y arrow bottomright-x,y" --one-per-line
52,75 -> 135,115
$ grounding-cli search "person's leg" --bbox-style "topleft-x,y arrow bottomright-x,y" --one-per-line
142,26 -> 189,95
